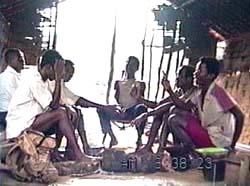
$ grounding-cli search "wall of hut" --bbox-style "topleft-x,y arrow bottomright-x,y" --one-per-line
217,33 -> 250,145
0,11 -> 42,66
0,12 -> 8,55
0,12 -> 8,72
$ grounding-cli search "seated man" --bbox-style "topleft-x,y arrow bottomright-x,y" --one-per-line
0,48 -> 24,137
97,56 -> 147,149
6,50 -> 100,161
131,65 -> 198,153
163,57 -> 244,152
49,59 -> 101,156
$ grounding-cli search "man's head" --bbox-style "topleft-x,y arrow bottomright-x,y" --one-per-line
64,60 -> 75,82
39,50 -> 63,81
176,65 -> 195,89
194,57 -> 220,87
4,48 -> 25,73
125,56 -> 139,76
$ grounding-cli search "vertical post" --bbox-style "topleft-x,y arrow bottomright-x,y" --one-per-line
155,25 -> 165,102
147,34 -> 154,99
141,28 -> 147,81
106,19 -> 116,104
162,22 -> 177,98
180,48 -> 186,67
175,49 -> 180,73
52,2 -> 58,50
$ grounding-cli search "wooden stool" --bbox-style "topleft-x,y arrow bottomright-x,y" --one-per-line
237,151 -> 250,186
196,147 -> 229,182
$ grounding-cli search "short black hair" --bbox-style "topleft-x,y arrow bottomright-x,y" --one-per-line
200,57 -> 220,78
179,65 -> 195,80
40,50 -> 63,69
65,59 -> 74,67
128,56 -> 139,69
4,48 -> 20,64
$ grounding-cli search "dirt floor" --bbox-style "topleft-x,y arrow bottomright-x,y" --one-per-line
0,168 -> 225,186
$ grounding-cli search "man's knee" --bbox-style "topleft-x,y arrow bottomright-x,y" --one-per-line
53,108 -> 68,119
169,106 -> 179,114
135,104 -> 147,115
168,114 -> 180,128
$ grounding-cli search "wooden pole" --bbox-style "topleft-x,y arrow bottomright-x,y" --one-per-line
162,22 -> 177,98
175,49 -> 180,73
106,19 -> 116,104
155,26 -> 165,102
47,6 -> 53,49
180,48 -> 186,67
147,34 -> 154,99
141,27 -> 147,81
52,2 -> 58,50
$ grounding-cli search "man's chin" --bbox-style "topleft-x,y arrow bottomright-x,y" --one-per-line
194,80 -> 202,87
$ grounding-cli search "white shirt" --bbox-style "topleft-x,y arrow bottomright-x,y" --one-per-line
48,80 -> 79,106
6,71 -> 52,138
0,66 -> 20,112
191,82 -> 236,147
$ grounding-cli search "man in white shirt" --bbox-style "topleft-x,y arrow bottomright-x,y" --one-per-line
0,48 -> 24,133
6,50 -> 90,161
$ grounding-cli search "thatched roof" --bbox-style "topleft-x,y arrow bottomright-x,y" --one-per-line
0,0 -> 59,19
0,0 -> 62,64
0,0 -> 60,37
167,0 -> 250,39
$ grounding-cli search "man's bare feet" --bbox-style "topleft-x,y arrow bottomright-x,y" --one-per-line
51,150 -> 64,162
109,137 -> 118,148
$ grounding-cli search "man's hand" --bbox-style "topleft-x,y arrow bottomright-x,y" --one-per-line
54,59 -> 65,80
161,78 -> 172,92
131,113 -> 148,126
65,106 -> 78,123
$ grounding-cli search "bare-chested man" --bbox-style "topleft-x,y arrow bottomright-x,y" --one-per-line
131,65 -> 198,153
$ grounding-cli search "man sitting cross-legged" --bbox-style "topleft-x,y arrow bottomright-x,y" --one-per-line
131,65 -> 198,154
97,56 -> 147,150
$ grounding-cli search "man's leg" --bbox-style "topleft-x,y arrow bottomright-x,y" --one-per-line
30,108 -> 89,161
126,104 -> 147,151
167,113 -> 195,152
96,108 -> 119,147
135,103 -> 173,153
157,113 -> 173,153
74,108 -> 90,154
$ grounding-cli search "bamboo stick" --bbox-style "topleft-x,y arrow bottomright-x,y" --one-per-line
52,2 -> 58,50
106,20 -> 116,104
147,34 -> 154,99
162,23 -> 177,98
179,48 -> 186,67
141,27 -> 147,81
175,49 -> 180,73
155,26 -> 165,102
